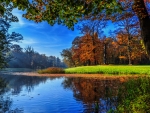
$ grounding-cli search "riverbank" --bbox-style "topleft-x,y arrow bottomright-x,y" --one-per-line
3,72 -> 148,82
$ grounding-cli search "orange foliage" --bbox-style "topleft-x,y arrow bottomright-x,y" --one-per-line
72,33 -> 103,65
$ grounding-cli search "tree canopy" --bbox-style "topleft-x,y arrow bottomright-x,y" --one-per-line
1,0 -> 150,55
0,0 -> 122,29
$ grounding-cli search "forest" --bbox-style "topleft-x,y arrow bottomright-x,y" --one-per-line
61,0 -> 150,67
1,0 -> 150,68
0,16 -> 65,69
61,29 -> 149,67
8,45 -> 66,69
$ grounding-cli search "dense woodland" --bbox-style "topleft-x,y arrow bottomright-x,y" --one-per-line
61,11 -> 150,67
59,0 -> 150,67
61,32 -> 149,67
8,45 -> 66,69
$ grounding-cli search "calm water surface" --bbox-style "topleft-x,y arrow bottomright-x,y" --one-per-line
0,71 -> 122,113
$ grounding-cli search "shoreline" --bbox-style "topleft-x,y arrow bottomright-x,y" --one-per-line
5,72 -> 149,80
0,72 -> 149,83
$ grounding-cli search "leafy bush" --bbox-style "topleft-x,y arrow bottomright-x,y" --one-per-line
38,67 -> 65,74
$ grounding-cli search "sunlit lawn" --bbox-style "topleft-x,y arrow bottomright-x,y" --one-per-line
65,65 -> 150,75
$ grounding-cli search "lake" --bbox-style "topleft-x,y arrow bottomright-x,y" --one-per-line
0,69 -> 125,113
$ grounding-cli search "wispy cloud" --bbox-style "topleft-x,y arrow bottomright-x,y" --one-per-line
22,37 -> 38,45
10,8 -> 45,29
7,8 -> 80,58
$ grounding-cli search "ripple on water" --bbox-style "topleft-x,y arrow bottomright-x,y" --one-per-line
1,76 -> 119,113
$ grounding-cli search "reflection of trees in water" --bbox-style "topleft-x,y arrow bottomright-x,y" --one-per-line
62,77 -> 122,113
0,73 -> 61,95
116,77 -> 150,113
0,77 -> 12,112
0,73 -> 62,112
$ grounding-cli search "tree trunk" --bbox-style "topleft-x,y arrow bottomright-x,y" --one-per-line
103,44 -> 107,64
127,35 -> 132,65
133,0 -> 150,56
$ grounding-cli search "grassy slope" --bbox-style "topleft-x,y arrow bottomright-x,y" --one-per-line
65,65 -> 150,75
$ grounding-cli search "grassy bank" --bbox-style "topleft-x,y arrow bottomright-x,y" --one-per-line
115,77 -> 150,112
65,65 -> 150,75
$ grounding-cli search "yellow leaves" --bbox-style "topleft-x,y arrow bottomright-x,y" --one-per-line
119,56 -> 127,59
12,0 -> 17,2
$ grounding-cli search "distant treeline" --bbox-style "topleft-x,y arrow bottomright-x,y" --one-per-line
7,45 -> 66,69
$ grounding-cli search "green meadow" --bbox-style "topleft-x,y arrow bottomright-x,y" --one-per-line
38,65 -> 150,75
65,65 -> 150,75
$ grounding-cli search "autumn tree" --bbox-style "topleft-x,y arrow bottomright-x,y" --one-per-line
78,14 -> 107,38
101,37 -> 119,64
71,33 -> 103,66
2,0 -> 150,57
115,33 -> 147,64
115,16 -> 140,64
109,0 -> 143,64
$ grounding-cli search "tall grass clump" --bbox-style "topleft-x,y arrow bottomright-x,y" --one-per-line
115,77 -> 150,113
38,67 -> 65,74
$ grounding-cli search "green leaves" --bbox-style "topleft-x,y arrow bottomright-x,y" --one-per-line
1,0 -> 123,29
0,19 -> 23,68
0,5 -> 5,15
116,77 -> 150,113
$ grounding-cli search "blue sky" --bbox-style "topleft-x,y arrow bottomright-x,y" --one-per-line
9,8 -> 114,59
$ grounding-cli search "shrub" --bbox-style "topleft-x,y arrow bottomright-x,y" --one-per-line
38,67 -> 65,74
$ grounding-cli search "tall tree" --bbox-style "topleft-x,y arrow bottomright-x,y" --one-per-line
102,37 -> 117,64
0,19 -> 23,68
2,0 -> 150,55
11,44 -> 23,52
72,33 -> 103,66
61,48 -> 74,67
115,33 -> 147,64
115,16 -> 140,64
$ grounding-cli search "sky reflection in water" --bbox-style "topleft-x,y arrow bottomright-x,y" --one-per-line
0,73 -> 121,113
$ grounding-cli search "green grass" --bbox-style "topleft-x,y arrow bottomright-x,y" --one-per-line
65,65 -> 150,75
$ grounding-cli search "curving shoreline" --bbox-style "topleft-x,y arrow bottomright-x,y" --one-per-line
2,72 -> 147,83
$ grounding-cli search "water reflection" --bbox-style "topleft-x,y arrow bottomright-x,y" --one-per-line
0,71 -> 137,113
0,73 -> 60,95
62,77 -> 122,113
0,77 -> 12,113
0,73 -> 63,112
